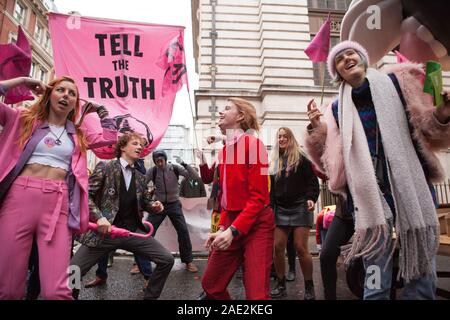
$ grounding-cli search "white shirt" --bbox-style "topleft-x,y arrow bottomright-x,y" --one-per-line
27,124 -> 74,171
119,157 -> 134,191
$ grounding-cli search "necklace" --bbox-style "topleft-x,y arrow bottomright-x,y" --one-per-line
48,125 -> 66,145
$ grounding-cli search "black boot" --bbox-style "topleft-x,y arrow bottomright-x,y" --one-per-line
304,280 -> 316,300
270,263 -> 276,279
270,277 -> 287,298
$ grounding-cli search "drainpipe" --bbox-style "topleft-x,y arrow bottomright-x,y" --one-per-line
209,0 -> 217,157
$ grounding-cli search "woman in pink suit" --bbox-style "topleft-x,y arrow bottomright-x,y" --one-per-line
0,76 -> 117,300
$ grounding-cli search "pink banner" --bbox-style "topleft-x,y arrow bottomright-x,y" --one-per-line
48,13 -> 188,158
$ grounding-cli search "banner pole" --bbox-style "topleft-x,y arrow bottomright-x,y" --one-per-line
187,86 -> 200,158
320,62 -> 326,106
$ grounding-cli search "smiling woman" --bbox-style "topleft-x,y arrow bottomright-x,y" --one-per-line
305,40 -> 450,300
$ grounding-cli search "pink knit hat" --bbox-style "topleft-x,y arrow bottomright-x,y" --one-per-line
327,40 -> 370,79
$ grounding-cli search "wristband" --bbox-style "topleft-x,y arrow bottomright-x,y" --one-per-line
229,225 -> 239,237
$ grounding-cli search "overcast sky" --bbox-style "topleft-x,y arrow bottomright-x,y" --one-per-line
53,0 -> 198,128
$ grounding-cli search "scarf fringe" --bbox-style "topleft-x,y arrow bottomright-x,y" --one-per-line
341,224 -> 391,266
397,226 -> 439,283
341,225 -> 439,284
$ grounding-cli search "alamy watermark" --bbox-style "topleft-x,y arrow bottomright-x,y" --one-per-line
67,265 -> 81,290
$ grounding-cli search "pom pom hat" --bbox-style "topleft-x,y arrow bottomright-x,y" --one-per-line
327,40 -> 370,79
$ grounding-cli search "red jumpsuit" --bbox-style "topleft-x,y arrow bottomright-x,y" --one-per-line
201,134 -> 275,300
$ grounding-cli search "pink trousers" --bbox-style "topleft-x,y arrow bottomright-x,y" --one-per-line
0,176 -> 73,300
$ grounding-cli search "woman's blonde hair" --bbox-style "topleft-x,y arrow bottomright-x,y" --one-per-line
227,97 -> 260,132
18,76 -> 87,153
269,127 -> 306,178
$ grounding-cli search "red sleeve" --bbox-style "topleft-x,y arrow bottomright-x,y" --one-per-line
231,137 -> 269,235
316,212 -> 324,244
199,163 -> 215,184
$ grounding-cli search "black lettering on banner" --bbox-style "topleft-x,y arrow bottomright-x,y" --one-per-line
141,79 -> 154,100
116,75 -> 129,98
95,34 -> 107,56
83,77 -> 97,98
134,35 -> 143,57
122,34 -> 132,56
129,77 -> 140,98
99,78 -> 114,98
86,33 -> 154,100
110,34 -> 121,55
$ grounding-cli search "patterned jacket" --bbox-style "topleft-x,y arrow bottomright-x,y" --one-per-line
79,159 -> 156,247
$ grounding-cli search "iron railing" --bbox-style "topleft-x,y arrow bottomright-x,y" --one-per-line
319,180 -> 450,209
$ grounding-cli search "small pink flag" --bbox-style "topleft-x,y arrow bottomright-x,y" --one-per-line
305,14 -> 331,62
0,26 -> 33,104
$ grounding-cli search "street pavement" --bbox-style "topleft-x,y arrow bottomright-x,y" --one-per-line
78,251 -> 450,300
78,255 -> 356,300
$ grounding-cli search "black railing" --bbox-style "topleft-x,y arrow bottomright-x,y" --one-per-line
319,180 -> 450,209
435,180 -> 450,208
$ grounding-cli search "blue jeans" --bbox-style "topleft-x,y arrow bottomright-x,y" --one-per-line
95,253 -> 153,280
362,221 -> 436,300
134,255 -> 153,279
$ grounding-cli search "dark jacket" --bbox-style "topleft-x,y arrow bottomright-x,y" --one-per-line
145,163 -> 200,203
179,175 -> 207,198
270,156 -> 320,208
80,159 -> 156,247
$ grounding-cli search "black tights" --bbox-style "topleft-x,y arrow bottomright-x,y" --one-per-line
319,216 -> 354,300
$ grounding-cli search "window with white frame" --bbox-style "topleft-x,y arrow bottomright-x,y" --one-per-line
14,1 -> 27,25
8,32 -> 17,44
37,67 -> 47,82
35,24 -> 43,43
30,61 -> 36,78
44,33 -> 51,51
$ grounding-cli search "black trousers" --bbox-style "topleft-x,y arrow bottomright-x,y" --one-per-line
319,215 -> 354,300
147,200 -> 193,264
71,236 -> 174,300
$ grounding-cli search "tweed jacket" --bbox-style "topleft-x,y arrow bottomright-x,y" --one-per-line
79,159 -> 156,247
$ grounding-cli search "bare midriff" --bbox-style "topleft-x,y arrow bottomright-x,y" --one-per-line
19,163 -> 67,181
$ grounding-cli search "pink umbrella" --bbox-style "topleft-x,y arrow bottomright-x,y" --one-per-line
88,221 -> 154,239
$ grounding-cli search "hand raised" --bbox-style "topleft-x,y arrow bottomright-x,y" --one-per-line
307,99 -> 323,129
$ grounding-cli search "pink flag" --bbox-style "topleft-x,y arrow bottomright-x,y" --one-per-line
0,26 -> 33,104
305,14 -> 331,62
49,13 -> 189,158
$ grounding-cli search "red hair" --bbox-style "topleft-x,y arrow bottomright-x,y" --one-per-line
18,76 -> 87,153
